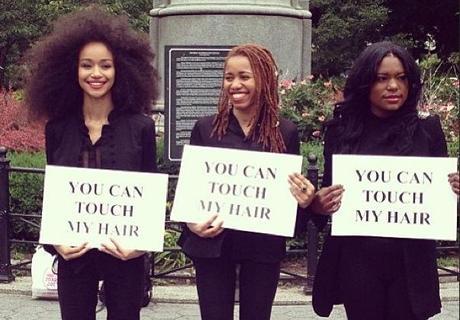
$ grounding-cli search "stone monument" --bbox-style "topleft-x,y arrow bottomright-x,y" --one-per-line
150,0 -> 312,162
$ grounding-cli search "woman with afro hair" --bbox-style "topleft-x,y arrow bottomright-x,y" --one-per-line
310,41 -> 459,320
24,6 -> 158,320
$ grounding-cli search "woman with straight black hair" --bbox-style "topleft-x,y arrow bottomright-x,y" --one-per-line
310,41 -> 459,320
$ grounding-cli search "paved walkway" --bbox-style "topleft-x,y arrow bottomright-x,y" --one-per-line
0,277 -> 458,319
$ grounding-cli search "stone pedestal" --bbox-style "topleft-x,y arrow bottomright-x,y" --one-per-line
150,0 -> 311,108
150,1 -> 312,161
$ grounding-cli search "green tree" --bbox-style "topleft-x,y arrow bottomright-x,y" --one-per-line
309,0 -> 459,77
0,0 -> 151,90
310,0 -> 389,76
384,0 -> 459,61
0,0 -> 49,89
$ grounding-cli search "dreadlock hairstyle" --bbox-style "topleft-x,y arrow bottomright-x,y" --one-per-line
327,41 -> 422,155
211,44 -> 286,153
24,5 -> 158,121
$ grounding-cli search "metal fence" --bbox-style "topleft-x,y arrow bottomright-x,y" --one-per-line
0,147 -> 322,291
0,146 -> 458,291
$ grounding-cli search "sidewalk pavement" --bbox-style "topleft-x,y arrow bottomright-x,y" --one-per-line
0,275 -> 458,319
2,274 -> 458,304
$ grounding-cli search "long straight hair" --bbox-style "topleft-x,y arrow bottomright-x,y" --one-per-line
328,41 -> 422,154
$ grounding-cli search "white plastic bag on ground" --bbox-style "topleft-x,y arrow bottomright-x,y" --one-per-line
31,245 -> 58,299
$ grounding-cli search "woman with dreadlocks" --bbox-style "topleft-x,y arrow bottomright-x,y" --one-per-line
310,41 -> 459,320
178,43 -> 315,320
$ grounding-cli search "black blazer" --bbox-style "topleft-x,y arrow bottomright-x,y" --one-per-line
45,110 -> 157,172
178,114 -> 310,263
43,109 -> 157,257
312,115 -> 448,319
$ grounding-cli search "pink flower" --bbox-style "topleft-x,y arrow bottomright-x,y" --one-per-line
318,115 -> 325,122
312,130 -> 321,137
280,79 -> 294,90
323,81 -> 332,88
302,112 -> 310,118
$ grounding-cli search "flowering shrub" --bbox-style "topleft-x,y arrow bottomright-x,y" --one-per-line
418,53 -> 459,153
0,90 -> 45,152
279,53 -> 459,158
279,76 -> 343,142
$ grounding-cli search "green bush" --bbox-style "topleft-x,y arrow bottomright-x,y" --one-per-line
300,140 -> 324,175
154,228 -> 190,274
448,140 -> 459,160
7,151 -> 45,251
418,53 -> 459,151
279,76 -> 341,142
156,135 -> 181,176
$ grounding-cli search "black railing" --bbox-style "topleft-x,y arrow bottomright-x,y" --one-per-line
1,146 -> 458,290
0,147 -> 14,282
0,146 -> 322,291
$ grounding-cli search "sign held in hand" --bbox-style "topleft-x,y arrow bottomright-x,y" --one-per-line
170,145 -> 303,237
332,155 -> 458,240
39,165 -> 168,252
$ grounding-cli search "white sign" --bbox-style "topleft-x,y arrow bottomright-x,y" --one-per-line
170,145 -> 303,237
39,165 -> 168,251
331,155 -> 458,240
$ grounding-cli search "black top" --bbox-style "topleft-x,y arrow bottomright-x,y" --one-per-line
178,113 -> 310,263
313,113 -> 448,319
45,110 -> 157,172
43,110 -> 157,257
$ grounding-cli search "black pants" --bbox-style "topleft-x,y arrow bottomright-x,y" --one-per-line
193,256 -> 280,320
339,240 -> 419,320
57,250 -> 144,320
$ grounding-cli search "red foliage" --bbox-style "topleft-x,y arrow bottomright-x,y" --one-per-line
0,90 -> 45,152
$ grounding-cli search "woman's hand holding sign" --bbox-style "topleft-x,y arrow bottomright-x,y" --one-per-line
187,214 -> 224,238
288,173 -> 315,208
448,172 -> 459,196
54,243 -> 91,261
100,238 -> 145,261
310,184 -> 345,215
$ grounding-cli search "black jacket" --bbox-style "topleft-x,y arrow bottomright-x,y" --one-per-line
45,110 -> 157,172
43,109 -> 157,256
312,114 -> 447,319
178,113 -> 310,263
